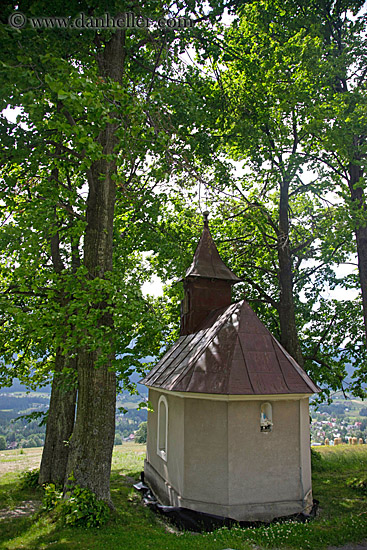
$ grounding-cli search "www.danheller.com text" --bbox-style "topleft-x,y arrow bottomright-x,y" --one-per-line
8,11 -> 195,30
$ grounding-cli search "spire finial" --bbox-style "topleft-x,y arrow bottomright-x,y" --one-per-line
203,211 -> 209,227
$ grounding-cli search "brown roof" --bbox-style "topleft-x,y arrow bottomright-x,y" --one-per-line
185,217 -> 241,283
141,300 -> 319,395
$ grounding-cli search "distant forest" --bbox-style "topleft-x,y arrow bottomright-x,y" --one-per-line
0,381 -> 147,449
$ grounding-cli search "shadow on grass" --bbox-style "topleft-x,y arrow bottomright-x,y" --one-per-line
0,513 -> 60,550
0,481 -> 43,508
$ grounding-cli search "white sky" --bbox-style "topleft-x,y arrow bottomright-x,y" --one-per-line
141,276 -> 164,297
3,106 -> 21,123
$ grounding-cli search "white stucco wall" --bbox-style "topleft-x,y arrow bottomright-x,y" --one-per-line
183,398 -> 229,504
299,397 -> 313,512
228,399 -> 301,504
145,390 -> 313,520
145,389 -> 184,505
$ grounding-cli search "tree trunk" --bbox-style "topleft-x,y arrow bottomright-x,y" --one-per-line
39,167 -> 78,486
277,178 -> 304,367
38,352 -> 77,485
64,30 -> 125,503
64,349 -> 116,502
348,160 -> 367,345
324,13 -> 367,344
64,143 -> 117,503
65,155 -> 117,502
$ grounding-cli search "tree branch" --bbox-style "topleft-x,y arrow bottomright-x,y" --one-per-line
241,276 -> 279,309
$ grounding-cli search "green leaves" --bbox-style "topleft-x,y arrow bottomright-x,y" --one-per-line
157,0 -> 367,396
62,484 -> 110,528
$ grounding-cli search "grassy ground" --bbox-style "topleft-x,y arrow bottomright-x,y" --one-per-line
0,444 -> 367,549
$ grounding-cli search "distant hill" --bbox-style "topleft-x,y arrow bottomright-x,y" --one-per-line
0,379 -> 51,394
1,371 -> 149,396
0,368 -> 150,448
0,350 -> 155,395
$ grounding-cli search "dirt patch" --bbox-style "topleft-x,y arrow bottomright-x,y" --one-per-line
0,448 -> 42,475
0,500 -> 41,521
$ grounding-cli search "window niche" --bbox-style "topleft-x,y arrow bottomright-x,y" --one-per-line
260,402 -> 273,432
157,395 -> 168,460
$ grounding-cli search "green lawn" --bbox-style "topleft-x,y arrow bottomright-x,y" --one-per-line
0,444 -> 367,550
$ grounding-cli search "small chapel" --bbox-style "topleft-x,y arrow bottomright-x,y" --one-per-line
141,213 -> 319,522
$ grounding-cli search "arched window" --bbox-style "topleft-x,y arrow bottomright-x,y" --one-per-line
157,395 -> 168,460
260,402 -> 273,432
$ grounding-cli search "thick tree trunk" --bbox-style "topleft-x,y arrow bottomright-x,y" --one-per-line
38,352 -> 77,485
64,159 -> 117,501
65,148 -> 117,503
348,160 -> 367,345
64,350 -> 116,502
277,179 -> 304,367
64,30 -> 125,503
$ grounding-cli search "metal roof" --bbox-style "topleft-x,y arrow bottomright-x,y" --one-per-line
185,215 -> 241,283
141,300 -> 319,395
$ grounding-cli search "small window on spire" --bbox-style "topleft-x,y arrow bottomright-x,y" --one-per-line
260,403 -> 273,432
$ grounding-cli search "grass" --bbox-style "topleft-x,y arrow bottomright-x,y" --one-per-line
0,444 -> 367,549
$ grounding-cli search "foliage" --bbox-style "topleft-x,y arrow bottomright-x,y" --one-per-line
126,0 -> 367,399
1,0 -> 367,505
114,433 -> 122,446
1,1 -> 241,507
135,421 -> 147,444
20,468 -> 40,488
347,475 -> 367,493
0,434 -> 6,450
62,485 -> 110,528
310,448 -> 324,472
41,483 -> 63,511
41,478 -> 110,528
0,0 -> 225,392
0,0 -> 233,496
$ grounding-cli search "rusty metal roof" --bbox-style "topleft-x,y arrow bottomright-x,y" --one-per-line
141,300 -> 319,395
185,213 -> 241,283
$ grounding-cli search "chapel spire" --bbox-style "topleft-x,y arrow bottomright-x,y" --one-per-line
184,212 -> 241,283
180,213 -> 240,335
